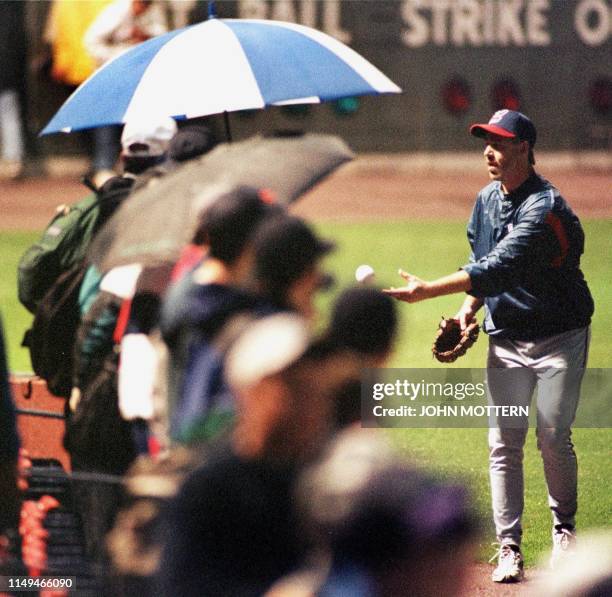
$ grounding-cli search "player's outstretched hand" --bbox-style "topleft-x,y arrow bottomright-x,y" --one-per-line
383,269 -> 432,303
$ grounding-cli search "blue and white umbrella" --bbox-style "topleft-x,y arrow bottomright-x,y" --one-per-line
42,17 -> 401,135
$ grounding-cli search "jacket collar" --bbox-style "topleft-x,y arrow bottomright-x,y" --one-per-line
502,171 -> 541,204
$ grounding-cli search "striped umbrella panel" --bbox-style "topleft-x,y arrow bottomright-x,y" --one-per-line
42,18 -> 401,134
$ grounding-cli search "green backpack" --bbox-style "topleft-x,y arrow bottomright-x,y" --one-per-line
17,177 -> 134,314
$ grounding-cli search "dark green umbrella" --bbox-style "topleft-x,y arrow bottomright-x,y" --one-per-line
89,132 -> 354,272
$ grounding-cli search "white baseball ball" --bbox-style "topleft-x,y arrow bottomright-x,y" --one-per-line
355,264 -> 375,284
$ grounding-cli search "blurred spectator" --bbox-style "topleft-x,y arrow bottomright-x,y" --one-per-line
63,116 -> 223,567
115,124 -> 219,448
41,0 -> 114,182
328,286 -> 398,367
43,0 -> 110,87
316,465 -> 476,597
73,118 -> 209,452
77,115 -> 177,319
267,292 -> 400,594
65,116 -> 177,566
249,214 -> 336,321
160,186 -> 278,444
326,287 -> 398,429
156,313 -> 351,596
85,0 -> 168,64
297,289 -> 400,529
131,123 -> 218,204
161,211 -> 335,446
84,0 -> 170,186
0,2 -> 27,180
0,315 -> 20,534
270,457 -> 477,597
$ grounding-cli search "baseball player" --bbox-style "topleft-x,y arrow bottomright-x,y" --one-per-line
384,110 -> 594,582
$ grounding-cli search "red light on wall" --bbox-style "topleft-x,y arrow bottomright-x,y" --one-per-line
441,78 -> 471,115
491,80 -> 521,111
589,78 -> 612,115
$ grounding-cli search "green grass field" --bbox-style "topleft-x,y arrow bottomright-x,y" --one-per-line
1,220 -> 611,565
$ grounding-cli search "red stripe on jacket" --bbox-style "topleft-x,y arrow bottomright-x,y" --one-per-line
545,212 -> 569,267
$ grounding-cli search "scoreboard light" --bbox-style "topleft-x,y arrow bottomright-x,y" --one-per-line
589,77 -> 611,116
491,79 -> 521,111
441,77 -> 471,115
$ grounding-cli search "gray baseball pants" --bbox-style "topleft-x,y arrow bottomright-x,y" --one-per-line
486,326 -> 590,546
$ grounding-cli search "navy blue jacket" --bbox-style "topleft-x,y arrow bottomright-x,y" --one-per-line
462,173 -> 593,340
161,278 -> 258,443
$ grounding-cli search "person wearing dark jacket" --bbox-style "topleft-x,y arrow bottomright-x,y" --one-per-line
384,110 -> 593,583
161,187 -> 276,444
161,203 -> 334,446
161,278 -> 260,443
0,316 -> 20,534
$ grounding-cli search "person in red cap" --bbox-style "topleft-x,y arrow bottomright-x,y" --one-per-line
384,109 -> 594,583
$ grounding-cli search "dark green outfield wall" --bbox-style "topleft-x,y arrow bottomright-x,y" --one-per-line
26,0 -> 611,155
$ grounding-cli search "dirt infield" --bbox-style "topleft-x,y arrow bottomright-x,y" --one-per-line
0,161 -> 609,231
461,563 -> 542,596
296,166 -> 611,221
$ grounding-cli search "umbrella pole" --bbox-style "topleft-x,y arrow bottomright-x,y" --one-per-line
223,111 -> 233,142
